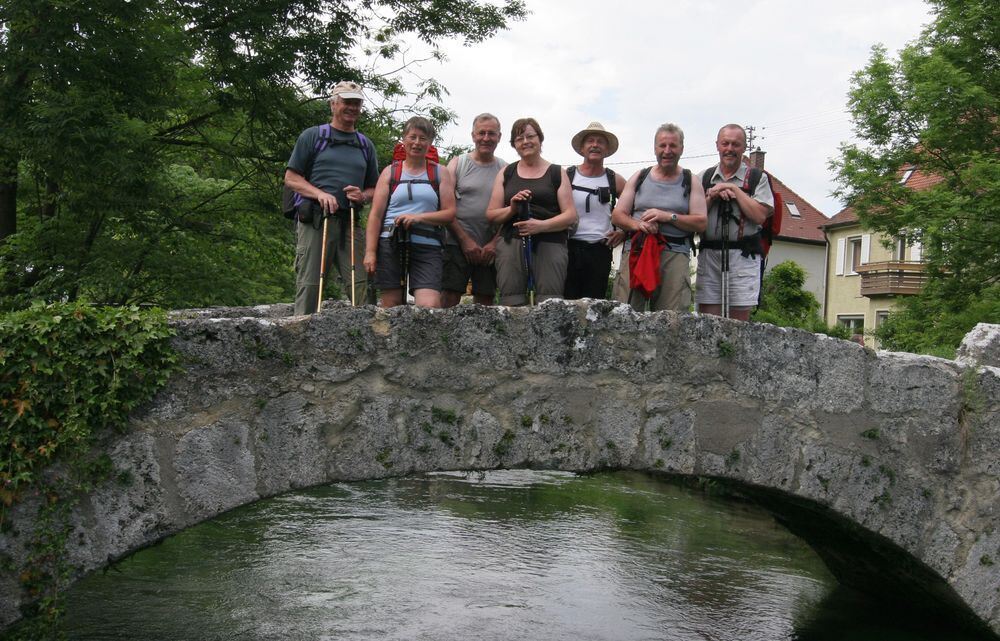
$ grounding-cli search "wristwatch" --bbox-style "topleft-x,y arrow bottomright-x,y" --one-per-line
670,213 -> 678,222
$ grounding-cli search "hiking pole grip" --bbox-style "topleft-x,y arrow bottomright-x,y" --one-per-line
316,211 -> 330,313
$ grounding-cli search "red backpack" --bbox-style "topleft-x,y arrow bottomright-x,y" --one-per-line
389,143 -> 441,205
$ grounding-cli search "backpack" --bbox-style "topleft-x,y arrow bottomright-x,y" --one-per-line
701,165 -> 783,256
281,124 -> 372,220
388,142 -> 442,206
566,166 -> 619,212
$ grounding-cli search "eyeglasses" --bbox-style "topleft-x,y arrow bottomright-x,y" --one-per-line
514,133 -> 539,143
474,130 -> 500,138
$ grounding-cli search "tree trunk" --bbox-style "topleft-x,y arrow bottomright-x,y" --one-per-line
0,157 -> 16,241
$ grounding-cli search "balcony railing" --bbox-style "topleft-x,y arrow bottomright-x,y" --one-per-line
855,261 -> 927,297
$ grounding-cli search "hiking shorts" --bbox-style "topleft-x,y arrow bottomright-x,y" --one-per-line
441,244 -> 497,297
374,238 -> 443,293
695,248 -> 761,307
614,246 -> 692,312
495,236 -> 567,306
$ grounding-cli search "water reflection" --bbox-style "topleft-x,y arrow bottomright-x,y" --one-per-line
50,471 -> 985,640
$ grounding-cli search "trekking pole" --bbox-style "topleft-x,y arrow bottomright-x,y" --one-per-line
517,200 -> 535,306
720,200 -> 731,319
349,205 -> 356,306
316,210 -> 330,313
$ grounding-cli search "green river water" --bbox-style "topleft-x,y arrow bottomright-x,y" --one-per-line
49,470 -> 982,640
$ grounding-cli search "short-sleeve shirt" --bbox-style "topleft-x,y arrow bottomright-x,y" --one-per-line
701,163 -> 774,242
286,126 -> 379,210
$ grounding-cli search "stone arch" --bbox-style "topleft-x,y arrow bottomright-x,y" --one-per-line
1,302 -> 997,637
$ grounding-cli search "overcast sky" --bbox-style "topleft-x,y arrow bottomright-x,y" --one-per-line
392,0 -> 933,216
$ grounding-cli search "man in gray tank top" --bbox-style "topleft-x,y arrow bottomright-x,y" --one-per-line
441,113 -> 507,307
611,123 -> 708,312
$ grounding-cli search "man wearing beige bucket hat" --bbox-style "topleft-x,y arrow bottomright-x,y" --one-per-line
564,122 -> 626,300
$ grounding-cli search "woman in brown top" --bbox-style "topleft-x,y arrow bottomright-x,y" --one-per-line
487,118 -> 577,306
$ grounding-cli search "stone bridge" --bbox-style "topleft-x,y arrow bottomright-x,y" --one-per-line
1,302 -> 998,636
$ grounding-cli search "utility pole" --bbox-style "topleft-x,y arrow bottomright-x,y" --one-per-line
745,124 -> 758,151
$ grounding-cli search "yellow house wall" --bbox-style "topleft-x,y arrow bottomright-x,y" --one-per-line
823,223 -> 907,347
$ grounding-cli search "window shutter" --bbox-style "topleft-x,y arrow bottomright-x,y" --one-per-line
861,234 -> 871,265
835,238 -> 846,276
911,241 -> 922,262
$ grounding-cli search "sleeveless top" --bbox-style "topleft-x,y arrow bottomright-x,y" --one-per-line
570,171 -> 613,243
629,170 -> 692,254
381,167 -> 441,247
449,153 -> 506,246
502,162 -> 565,243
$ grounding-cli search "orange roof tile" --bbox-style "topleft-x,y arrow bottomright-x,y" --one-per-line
766,173 -> 830,243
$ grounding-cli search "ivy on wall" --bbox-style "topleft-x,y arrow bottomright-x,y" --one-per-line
0,302 -> 176,636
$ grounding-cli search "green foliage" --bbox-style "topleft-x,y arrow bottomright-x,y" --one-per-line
752,261 -> 849,338
873,282 -> 999,355
0,302 -> 176,634
0,0 -> 526,310
832,0 -> 1000,354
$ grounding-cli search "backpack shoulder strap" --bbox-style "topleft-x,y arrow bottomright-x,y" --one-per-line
745,167 -> 763,194
636,166 -> 653,193
355,131 -> 372,164
605,168 -> 618,197
390,160 -> 403,194
631,166 -> 654,215
426,160 -> 440,193
566,165 -> 577,183
682,168 -> 692,199
701,164 -> 716,192
549,164 -> 561,190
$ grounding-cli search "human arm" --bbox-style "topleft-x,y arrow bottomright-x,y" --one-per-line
445,156 -> 483,263
363,167 -> 392,275
611,171 -> 657,235
639,172 -> 708,233
705,179 -> 772,225
486,169 -> 527,225
284,169 -> 338,215
603,171 -> 629,246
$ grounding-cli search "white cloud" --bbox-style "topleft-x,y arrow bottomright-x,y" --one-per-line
381,0 -> 933,215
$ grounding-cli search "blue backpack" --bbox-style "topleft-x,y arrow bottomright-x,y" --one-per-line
281,124 -> 373,220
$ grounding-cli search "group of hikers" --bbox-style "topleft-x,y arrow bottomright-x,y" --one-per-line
285,81 -> 776,322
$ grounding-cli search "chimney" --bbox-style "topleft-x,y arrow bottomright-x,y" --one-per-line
749,149 -> 766,170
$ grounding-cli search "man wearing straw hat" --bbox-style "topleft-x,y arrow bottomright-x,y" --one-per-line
564,122 -> 626,300
285,80 -> 379,314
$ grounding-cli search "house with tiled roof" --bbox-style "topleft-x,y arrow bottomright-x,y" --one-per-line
747,150 -> 830,313
821,164 -> 932,345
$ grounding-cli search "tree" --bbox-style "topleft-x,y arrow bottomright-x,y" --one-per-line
0,0 -> 525,309
752,261 -> 848,338
832,0 -> 999,353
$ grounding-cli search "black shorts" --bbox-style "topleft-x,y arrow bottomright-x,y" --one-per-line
374,238 -> 443,293
441,244 -> 497,297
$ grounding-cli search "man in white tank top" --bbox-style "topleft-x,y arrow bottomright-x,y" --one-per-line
442,114 -> 507,307
565,122 -> 626,300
